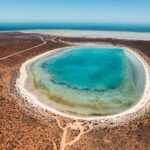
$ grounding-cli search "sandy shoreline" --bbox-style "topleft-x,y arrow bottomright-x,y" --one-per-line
16,43 -> 150,122
21,29 -> 150,41
1,32 -> 149,149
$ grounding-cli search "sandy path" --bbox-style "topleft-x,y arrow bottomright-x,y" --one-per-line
0,36 -> 47,61
53,141 -> 58,150
14,39 -> 150,149
2,34 -> 149,149
50,115 -> 99,150
59,121 -> 99,150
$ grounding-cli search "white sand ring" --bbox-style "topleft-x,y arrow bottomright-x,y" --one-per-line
16,44 -> 150,122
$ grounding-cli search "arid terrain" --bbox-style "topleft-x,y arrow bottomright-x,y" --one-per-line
0,32 -> 150,150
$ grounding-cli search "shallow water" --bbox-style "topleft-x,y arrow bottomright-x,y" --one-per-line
26,46 -> 146,116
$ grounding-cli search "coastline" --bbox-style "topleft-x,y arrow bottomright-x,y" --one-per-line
15,43 -> 150,122
1,32 -> 150,149
20,29 -> 150,41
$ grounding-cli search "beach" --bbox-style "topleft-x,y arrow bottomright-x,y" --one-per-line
21,29 -> 150,41
16,43 -> 150,121
0,32 -> 150,149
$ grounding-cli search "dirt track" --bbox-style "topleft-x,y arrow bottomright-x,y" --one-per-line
0,32 -> 150,150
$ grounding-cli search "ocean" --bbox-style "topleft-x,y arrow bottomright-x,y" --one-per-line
0,23 -> 150,32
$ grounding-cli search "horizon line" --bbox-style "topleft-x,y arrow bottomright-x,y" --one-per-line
0,22 -> 150,26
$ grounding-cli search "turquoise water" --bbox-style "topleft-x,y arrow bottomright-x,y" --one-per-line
42,47 -> 125,91
26,46 -> 146,116
0,23 -> 150,32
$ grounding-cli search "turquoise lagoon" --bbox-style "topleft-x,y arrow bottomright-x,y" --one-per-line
26,46 -> 146,116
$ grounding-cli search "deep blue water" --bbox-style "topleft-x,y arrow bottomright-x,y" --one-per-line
28,46 -> 146,115
0,23 -> 150,32
42,47 -> 126,91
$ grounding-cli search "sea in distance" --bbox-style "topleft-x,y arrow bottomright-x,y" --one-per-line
2,23 -> 147,116
0,22 -> 150,33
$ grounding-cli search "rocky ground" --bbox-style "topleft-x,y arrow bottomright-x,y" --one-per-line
0,32 -> 150,150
